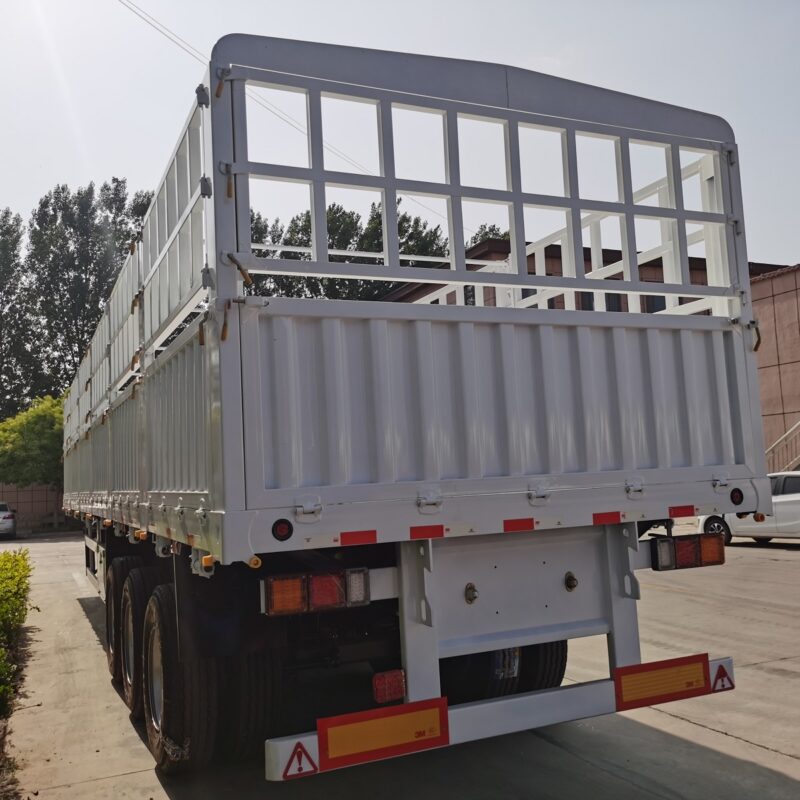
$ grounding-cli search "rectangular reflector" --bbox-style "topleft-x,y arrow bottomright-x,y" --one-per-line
317,697 -> 448,770
503,517 -> 535,533
674,536 -> 701,569
309,573 -> 345,610
372,669 -> 406,704
345,568 -> 370,606
267,575 -> 308,615
650,537 -> 676,571
615,654 -> 710,711
668,504 -> 696,518
699,533 -> 725,566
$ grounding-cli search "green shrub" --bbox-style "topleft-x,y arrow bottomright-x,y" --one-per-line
0,550 -> 32,717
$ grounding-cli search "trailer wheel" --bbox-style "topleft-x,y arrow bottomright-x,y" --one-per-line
142,583 -> 218,773
217,648 -> 283,761
439,648 -> 521,705
518,640 -> 568,692
105,556 -> 142,682
120,567 -> 162,718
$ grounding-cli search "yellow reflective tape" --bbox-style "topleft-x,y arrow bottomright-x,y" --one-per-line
327,707 -> 442,759
620,661 -> 706,703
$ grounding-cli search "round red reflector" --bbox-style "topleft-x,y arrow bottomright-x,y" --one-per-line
730,488 -> 744,506
272,518 -> 294,541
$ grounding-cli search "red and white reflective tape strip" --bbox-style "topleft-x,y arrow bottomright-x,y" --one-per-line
340,530 -> 377,546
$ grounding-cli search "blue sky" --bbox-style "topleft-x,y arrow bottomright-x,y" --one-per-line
1,0 -> 797,264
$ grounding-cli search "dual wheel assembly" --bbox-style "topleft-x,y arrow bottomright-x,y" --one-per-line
105,557 -> 277,772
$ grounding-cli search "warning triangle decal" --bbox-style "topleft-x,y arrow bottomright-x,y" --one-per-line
712,664 -> 734,692
283,741 -> 319,780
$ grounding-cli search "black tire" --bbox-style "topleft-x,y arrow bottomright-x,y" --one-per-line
518,640 -> 568,692
217,648 -> 283,761
105,556 -> 142,682
703,516 -> 732,546
439,648 -> 521,705
142,583 -> 218,773
120,567 -> 162,718
753,537 -> 773,544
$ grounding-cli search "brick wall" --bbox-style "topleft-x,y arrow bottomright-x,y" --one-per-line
752,266 -> 800,449
0,483 -> 64,532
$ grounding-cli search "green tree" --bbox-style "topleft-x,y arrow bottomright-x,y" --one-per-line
20,179 -> 151,395
0,209 -> 43,420
466,223 -> 509,248
0,396 -> 63,488
250,198 -> 448,300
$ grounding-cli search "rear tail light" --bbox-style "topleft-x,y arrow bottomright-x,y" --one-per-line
674,536 -> 701,569
754,512 -> 766,523
309,573 -> 346,610
1,514 -> 13,520
652,537 -> 676,570
651,533 -> 725,571
266,575 -> 307,615
699,533 -> 725,566
264,569 -> 371,615
345,568 -> 370,606
373,669 -> 406,703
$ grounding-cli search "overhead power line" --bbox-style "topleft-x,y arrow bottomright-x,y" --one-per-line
116,0 -> 472,238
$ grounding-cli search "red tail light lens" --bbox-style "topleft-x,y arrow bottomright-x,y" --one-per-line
674,536 -> 701,569
1,514 -> 13,520
651,533 -> 724,571
373,669 -> 406,704
309,573 -> 346,611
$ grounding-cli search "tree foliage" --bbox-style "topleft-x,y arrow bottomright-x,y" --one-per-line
250,198 -> 448,300
0,209 -> 40,420
0,396 -> 63,488
17,179 -> 151,403
466,223 -> 509,248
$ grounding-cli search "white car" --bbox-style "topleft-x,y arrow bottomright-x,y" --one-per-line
0,502 -> 17,540
699,472 -> 800,544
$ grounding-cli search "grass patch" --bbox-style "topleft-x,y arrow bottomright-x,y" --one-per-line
0,550 -> 32,718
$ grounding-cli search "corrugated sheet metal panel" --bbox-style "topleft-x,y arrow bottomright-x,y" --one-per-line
110,396 -> 139,492
242,302 -> 749,508
146,336 -> 209,493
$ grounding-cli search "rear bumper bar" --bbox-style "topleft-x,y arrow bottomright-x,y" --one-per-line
265,655 -> 734,781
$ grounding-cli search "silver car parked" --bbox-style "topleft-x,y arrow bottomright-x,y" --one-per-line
0,502 -> 17,540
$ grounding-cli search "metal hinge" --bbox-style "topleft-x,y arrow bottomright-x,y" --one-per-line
527,485 -> 551,506
199,176 -> 213,198
724,145 -> 737,166
294,496 -> 323,522
625,478 -> 644,498
201,264 -> 215,290
195,83 -> 210,108
416,489 -> 443,514
727,215 -> 741,236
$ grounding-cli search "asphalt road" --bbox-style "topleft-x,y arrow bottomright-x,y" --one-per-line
4,530 -> 799,799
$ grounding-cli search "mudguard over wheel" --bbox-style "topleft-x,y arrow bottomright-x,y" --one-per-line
105,556 -> 142,683
518,640 -> 568,692
120,566 -> 162,718
142,583 -> 218,772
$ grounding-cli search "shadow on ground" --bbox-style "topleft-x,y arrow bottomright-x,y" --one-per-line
150,713 -> 798,800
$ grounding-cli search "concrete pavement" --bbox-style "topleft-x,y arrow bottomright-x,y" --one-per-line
4,531 -> 799,799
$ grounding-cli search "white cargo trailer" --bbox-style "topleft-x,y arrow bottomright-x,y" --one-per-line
63,35 -> 769,779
